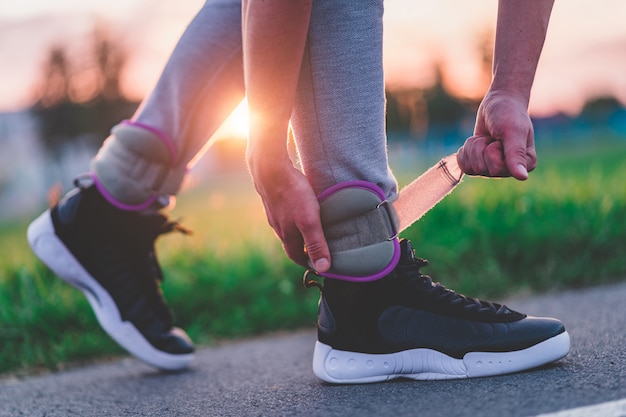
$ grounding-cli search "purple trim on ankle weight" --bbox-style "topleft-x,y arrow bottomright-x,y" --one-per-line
317,180 -> 387,202
120,120 -> 177,166
316,180 -> 400,282
91,173 -> 157,212
317,238 -> 401,282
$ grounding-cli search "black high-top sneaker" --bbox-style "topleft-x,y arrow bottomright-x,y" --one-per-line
27,183 -> 194,371
313,239 -> 570,383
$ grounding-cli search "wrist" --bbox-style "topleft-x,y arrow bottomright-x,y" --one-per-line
483,87 -> 530,110
246,143 -> 292,185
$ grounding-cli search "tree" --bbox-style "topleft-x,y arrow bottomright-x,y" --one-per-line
385,29 -> 494,142
579,96 -> 624,125
34,46 -> 71,108
386,62 -> 474,141
31,23 -> 139,156
386,88 -> 427,139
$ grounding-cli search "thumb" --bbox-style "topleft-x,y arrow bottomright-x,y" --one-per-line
509,160 -> 529,180
503,136 -> 531,181
303,230 -> 331,273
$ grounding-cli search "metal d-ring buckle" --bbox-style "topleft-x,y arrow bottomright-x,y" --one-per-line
377,200 -> 399,241
302,269 -> 323,291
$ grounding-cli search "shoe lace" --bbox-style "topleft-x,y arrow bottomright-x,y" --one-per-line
397,257 -> 510,315
128,214 -> 192,323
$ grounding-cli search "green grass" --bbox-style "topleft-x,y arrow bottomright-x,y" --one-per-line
399,142 -> 626,297
1,139 -> 625,376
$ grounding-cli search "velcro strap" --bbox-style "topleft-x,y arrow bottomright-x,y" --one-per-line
315,181 -> 400,282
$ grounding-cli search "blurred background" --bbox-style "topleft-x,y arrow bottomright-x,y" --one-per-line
1,0 -> 625,375
1,0 -> 625,218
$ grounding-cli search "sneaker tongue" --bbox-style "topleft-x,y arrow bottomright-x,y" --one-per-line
399,239 -> 416,263
398,239 -> 434,288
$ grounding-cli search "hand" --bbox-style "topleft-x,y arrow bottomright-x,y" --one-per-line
457,91 -> 537,180
249,159 -> 331,272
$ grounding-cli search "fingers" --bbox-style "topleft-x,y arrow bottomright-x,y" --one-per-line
250,152 -> 332,272
262,184 -> 331,272
279,226 -> 308,267
290,198 -> 331,273
301,223 -> 331,272
458,135 -> 505,177
458,135 -> 493,176
458,134 -> 535,180
459,90 -> 539,180
279,213 -> 331,273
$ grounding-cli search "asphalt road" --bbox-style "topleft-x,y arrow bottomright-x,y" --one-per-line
1,281 -> 625,417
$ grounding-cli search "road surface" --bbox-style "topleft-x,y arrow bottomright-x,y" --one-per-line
1,282 -> 625,417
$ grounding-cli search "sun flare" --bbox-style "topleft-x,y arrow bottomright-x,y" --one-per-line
216,99 -> 249,141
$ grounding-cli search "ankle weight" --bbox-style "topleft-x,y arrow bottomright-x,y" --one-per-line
315,181 -> 400,282
91,121 -> 186,210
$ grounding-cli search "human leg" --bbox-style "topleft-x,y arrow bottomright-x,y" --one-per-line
28,0 -> 244,370
290,0 -> 401,281
312,239 -> 570,383
291,0 -> 569,383
290,0 -> 396,198
93,0 -> 245,209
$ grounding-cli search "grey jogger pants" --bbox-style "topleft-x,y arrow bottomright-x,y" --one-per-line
133,0 -> 397,198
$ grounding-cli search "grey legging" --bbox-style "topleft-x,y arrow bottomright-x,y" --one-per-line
132,0 -> 397,198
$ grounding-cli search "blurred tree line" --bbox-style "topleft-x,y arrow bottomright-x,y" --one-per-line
386,64 -> 480,143
29,25 -> 626,159
29,26 -> 493,156
30,25 -> 139,158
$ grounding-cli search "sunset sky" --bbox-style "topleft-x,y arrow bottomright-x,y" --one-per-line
1,0 -> 626,117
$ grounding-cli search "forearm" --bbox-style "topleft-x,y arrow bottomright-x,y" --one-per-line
242,0 -> 312,178
490,0 -> 554,106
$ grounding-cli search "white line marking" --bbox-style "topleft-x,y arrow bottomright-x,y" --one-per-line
532,398 -> 626,417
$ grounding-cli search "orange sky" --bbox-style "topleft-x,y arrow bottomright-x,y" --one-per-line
1,0 -> 626,117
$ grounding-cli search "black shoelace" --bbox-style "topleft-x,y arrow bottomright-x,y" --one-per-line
397,257 -> 511,315
127,214 -> 192,326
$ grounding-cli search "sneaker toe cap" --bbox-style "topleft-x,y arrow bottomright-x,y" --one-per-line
504,316 -> 566,350
149,327 -> 195,354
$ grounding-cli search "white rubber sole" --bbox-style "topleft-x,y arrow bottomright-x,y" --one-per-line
313,331 -> 570,384
27,210 -> 194,371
